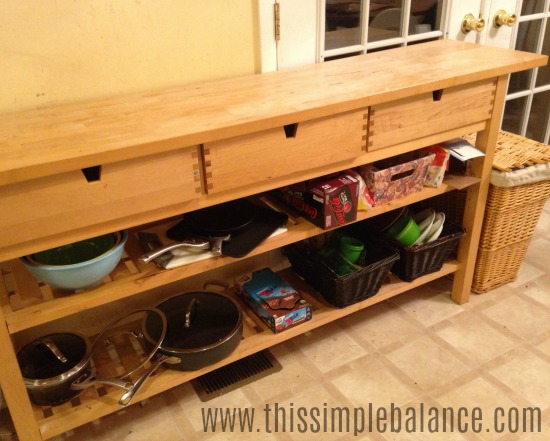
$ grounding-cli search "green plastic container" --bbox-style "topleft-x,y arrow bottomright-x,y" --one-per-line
394,217 -> 421,246
338,236 -> 365,264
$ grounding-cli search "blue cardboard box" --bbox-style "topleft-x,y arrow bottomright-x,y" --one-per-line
235,268 -> 312,333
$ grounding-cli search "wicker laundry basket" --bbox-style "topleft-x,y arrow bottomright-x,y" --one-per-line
463,131 -> 550,293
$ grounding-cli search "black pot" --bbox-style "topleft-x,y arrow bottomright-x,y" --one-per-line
118,287 -> 243,405
17,309 -> 165,407
17,333 -> 91,406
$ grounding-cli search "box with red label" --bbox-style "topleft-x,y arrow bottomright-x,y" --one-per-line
235,268 -> 312,333
277,173 -> 359,229
422,145 -> 450,188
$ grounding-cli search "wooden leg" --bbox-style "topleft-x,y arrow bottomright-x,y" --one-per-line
451,74 -> 509,304
0,312 -> 43,440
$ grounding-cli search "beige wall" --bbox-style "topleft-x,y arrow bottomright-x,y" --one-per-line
0,0 -> 259,113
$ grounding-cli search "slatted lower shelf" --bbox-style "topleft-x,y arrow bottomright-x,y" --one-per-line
31,262 -> 459,439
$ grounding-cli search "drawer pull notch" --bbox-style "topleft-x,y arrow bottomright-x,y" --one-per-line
432,89 -> 444,102
283,123 -> 298,138
81,165 -> 102,182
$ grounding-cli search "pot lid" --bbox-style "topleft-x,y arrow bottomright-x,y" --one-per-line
18,333 -> 90,386
144,291 -> 242,352
89,308 -> 168,381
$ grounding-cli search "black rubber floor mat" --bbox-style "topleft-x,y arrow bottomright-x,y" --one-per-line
191,350 -> 282,401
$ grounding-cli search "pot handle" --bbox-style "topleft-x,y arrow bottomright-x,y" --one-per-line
203,280 -> 230,292
138,239 -> 210,264
39,339 -> 68,363
184,297 -> 198,329
118,354 -> 180,406
70,370 -> 133,391
104,330 -> 143,346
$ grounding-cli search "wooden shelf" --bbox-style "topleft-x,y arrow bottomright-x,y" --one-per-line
0,177 -> 475,334
32,263 -> 458,440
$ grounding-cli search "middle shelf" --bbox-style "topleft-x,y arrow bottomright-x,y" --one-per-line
0,175 -> 477,333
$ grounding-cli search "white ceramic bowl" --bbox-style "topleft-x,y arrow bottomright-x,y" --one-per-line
426,212 -> 445,243
412,208 -> 436,245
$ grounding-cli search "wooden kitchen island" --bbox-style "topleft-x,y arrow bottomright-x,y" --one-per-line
0,40 -> 546,440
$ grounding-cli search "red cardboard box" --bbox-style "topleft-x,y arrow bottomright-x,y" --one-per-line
278,173 -> 359,229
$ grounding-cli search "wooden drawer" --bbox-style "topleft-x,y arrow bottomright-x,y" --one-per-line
0,147 -> 201,252
368,79 -> 497,151
203,109 -> 368,194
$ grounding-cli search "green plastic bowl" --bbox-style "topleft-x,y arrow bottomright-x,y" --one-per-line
20,231 -> 128,291
338,236 -> 364,264
394,217 -> 421,246
385,208 -> 411,239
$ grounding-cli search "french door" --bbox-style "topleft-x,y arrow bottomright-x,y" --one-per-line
503,1 -> 549,143
258,0 -> 549,143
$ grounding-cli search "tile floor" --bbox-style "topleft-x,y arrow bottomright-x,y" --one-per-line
1,201 -> 549,441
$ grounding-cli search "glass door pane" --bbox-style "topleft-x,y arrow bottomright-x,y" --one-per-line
521,0 -> 546,15
535,22 -> 549,88
368,0 -> 443,42
410,0 -> 444,34
527,90 -> 550,141
502,97 -> 528,134
369,3 -> 402,42
325,1 -> 363,50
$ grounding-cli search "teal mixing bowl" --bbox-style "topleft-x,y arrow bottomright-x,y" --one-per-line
20,231 -> 128,290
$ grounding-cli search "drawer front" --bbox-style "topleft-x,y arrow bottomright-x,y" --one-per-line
368,79 -> 497,151
0,148 -> 201,250
203,109 -> 368,194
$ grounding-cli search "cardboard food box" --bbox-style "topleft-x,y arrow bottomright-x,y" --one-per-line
277,173 -> 359,229
358,152 -> 435,206
235,268 -> 312,333
422,145 -> 450,188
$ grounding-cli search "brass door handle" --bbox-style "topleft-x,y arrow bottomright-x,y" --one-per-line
461,13 -> 486,34
493,9 -> 517,28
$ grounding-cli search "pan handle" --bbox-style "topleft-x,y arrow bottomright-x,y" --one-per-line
70,370 -> 133,391
118,354 -> 181,406
209,235 -> 231,257
138,240 -> 210,264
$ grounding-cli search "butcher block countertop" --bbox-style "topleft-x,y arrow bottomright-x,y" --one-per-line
0,40 -> 547,187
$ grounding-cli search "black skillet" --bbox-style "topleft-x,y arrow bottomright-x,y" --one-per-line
166,198 -> 288,258
139,199 -> 257,263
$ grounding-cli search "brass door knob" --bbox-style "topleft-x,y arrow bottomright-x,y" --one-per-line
493,9 -> 517,28
461,13 -> 486,34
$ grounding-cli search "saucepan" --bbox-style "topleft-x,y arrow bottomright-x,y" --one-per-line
17,332 -> 132,406
17,309 -> 166,407
118,282 -> 243,406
